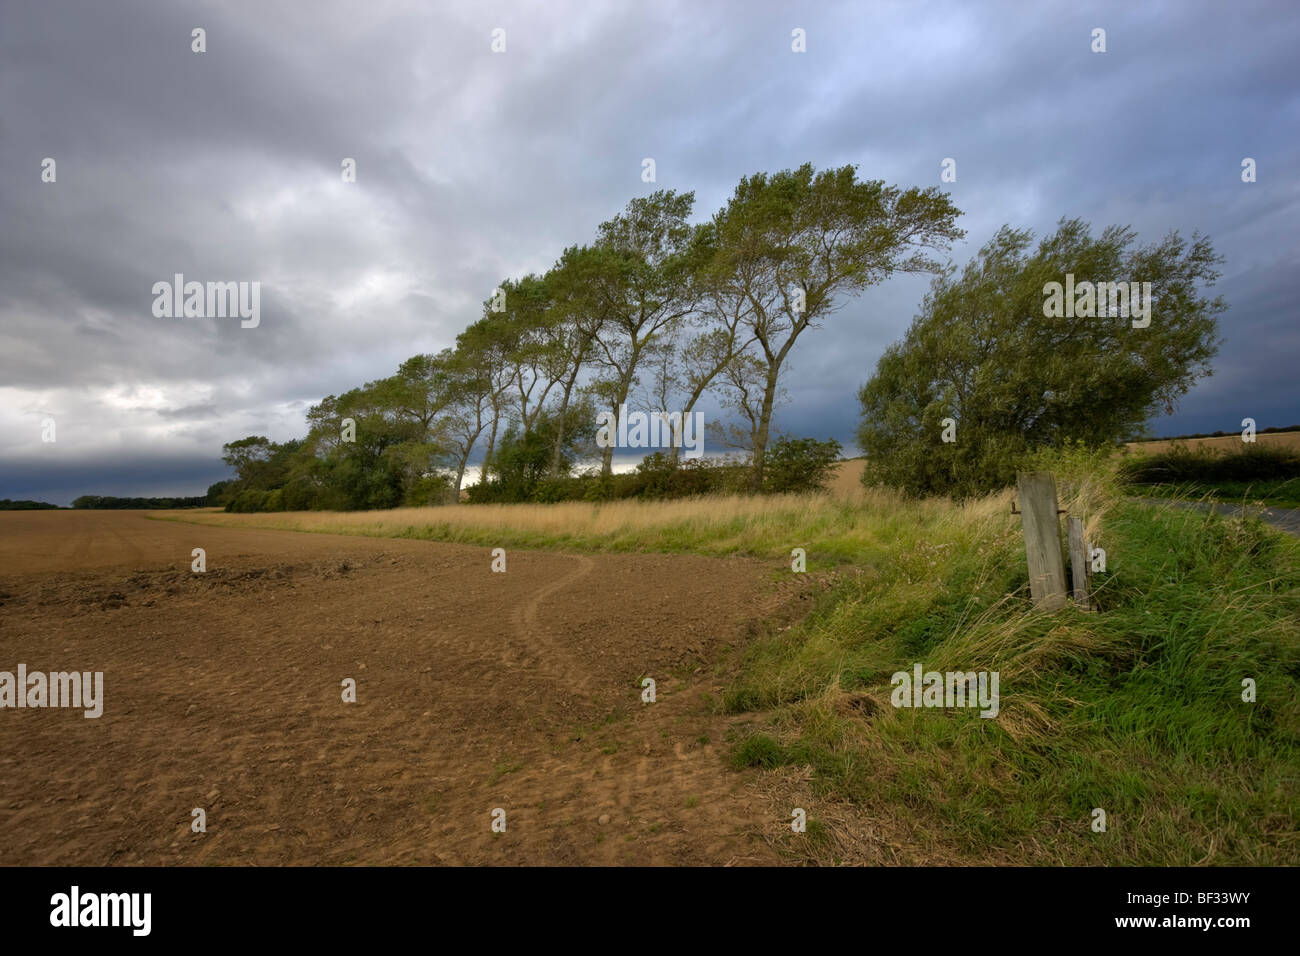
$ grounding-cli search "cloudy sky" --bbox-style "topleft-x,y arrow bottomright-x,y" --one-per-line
2,0 -> 1297,505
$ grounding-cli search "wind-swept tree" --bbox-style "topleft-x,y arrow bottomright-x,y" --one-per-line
455,310 -> 517,482
706,348 -> 781,456
544,245 -> 608,477
857,219 -> 1226,496
585,190 -> 705,477
658,222 -> 760,463
711,164 -> 964,490
436,346 -> 497,498
495,273 -> 563,441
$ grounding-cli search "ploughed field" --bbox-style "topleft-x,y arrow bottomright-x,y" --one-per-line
0,510 -> 808,865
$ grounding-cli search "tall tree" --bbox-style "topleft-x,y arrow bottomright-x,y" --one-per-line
586,190 -> 704,477
455,309 -> 516,483
659,222 -> 759,463
711,164 -> 964,490
856,219 -> 1226,496
496,273 -> 563,441
439,346 -> 497,499
544,245 -> 608,477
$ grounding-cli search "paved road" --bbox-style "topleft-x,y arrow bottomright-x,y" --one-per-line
1133,497 -> 1300,536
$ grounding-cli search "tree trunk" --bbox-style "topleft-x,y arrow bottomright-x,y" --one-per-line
453,455 -> 469,502
668,386 -> 705,467
601,373 -> 637,478
482,413 -> 500,483
749,367 -> 781,492
600,401 -> 618,477
549,371 -> 579,478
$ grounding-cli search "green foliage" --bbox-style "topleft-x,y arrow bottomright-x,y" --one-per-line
707,163 -> 965,489
403,473 -> 453,507
1120,444 -> 1300,506
226,489 -> 269,513
761,437 -> 843,494
469,408 -> 589,503
469,451 -> 766,504
858,219 -> 1226,497
280,476 -> 323,512
468,433 -> 839,505
205,480 -> 234,507
0,499 -> 61,510
731,734 -> 786,769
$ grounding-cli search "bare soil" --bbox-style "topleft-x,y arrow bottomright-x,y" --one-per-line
0,511 -> 815,865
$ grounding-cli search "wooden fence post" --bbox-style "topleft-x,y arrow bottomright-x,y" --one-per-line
1016,472 -> 1067,611
1067,516 -> 1092,611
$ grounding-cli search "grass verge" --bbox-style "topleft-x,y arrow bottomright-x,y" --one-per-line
726,463 -> 1300,865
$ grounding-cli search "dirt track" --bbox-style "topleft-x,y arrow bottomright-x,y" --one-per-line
0,511 -> 811,865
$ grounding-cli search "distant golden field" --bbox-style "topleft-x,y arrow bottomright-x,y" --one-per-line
827,457 -> 868,495
1123,431 -> 1300,456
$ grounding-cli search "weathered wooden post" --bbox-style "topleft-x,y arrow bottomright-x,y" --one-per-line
1016,472 -> 1067,610
1067,516 -> 1092,611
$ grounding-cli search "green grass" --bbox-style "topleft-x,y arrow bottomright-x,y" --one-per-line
725,475 -> 1300,865
1127,479 -> 1300,509
487,760 -> 524,786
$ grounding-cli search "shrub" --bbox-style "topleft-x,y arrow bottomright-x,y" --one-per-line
403,474 -> 452,507
762,437 -> 843,494
226,489 -> 269,513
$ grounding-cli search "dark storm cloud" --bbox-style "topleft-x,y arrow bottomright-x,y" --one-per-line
1,0 -> 1297,504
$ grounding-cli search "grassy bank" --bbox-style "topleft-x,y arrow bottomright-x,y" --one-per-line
725,474 -> 1300,865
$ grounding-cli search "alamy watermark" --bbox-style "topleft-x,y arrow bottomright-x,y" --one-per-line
1042,273 -> 1151,328
891,663 -> 999,718
151,273 -> 261,328
595,403 -> 704,459
1,664 -> 103,718
50,886 -> 150,936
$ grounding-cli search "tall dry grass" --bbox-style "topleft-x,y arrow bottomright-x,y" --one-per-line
157,483 -> 1026,563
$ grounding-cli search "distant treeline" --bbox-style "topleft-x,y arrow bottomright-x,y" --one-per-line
0,499 -> 61,510
1136,424 -> 1300,443
71,495 -> 213,510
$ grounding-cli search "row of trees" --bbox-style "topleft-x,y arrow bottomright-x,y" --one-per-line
71,494 -> 211,509
215,169 -> 1225,507
217,163 -> 964,510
